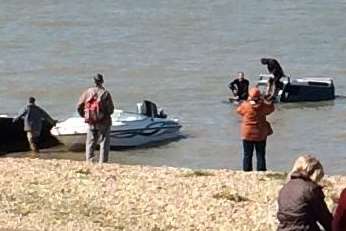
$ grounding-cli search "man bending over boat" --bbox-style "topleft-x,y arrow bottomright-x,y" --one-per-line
77,74 -> 114,163
260,58 -> 286,99
13,97 -> 57,155
228,72 -> 250,101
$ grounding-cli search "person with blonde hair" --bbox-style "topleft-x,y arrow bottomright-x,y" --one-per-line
277,155 -> 332,231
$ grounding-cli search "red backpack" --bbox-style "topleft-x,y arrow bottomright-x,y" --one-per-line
84,93 -> 105,124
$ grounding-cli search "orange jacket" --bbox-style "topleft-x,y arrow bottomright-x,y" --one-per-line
236,100 -> 274,141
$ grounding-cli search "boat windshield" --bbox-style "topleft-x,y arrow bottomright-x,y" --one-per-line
112,110 -> 147,122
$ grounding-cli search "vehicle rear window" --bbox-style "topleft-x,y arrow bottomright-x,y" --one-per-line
307,81 -> 330,86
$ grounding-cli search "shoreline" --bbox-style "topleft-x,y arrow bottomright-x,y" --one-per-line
0,157 -> 345,231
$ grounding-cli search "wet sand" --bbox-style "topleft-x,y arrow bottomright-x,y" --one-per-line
0,157 -> 345,231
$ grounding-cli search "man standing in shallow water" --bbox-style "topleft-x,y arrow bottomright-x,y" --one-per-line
13,97 -> 57,156
77,74 -> 114,163
228,72 -> 250,101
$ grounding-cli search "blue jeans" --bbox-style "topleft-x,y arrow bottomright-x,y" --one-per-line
242,139 -> 267,171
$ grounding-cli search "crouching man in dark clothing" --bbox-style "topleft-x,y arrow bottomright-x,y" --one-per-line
260,58 -> 285,99
13,97 -> 57,155
228,72 -> 250,100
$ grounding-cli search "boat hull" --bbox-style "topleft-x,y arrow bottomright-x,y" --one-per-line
51,113 -> 182,151
55,124 -> 181,150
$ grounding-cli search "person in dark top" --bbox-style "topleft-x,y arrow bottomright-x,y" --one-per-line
13,97 -> 57,155
260,58 -> 285,99
228,72 -> 250,100
277,155 -> 332,231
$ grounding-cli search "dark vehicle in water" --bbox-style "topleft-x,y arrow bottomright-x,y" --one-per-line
257,74 -> 335,102
0,115 -> 58,153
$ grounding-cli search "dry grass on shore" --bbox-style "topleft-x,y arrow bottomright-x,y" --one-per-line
0,158 -> 345,231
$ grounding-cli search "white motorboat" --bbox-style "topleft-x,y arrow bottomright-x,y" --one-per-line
50,101 -> 182,150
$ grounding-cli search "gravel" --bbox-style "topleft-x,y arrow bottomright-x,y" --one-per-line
0,158 -> 344,231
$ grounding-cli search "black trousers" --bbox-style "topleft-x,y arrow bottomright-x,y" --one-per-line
242,139 -> 267,171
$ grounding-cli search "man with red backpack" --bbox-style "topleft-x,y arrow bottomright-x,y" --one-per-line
77,74 -> 115,163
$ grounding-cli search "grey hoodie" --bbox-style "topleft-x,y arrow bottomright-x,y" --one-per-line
14,103 -> 55,134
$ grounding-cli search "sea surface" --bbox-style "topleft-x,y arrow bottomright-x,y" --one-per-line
1,0 -> 346,174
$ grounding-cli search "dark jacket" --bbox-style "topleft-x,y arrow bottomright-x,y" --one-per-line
277,172 -> 332,231
228,79 -> 250,100
14,103 -> 55,134
77,86 -> 114,128
333,188 -> 346,231
261,58 -> 285,81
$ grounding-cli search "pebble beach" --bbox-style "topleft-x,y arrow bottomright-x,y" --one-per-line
0,157 -> 345,231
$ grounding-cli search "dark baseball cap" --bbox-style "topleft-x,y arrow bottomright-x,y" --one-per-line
28,97 -> 35,103
93,73 -> 104,83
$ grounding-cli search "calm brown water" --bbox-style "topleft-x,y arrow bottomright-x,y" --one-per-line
1,1 -> 346,174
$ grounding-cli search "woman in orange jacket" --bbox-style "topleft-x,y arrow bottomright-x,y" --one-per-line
236,87 -> 274,171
